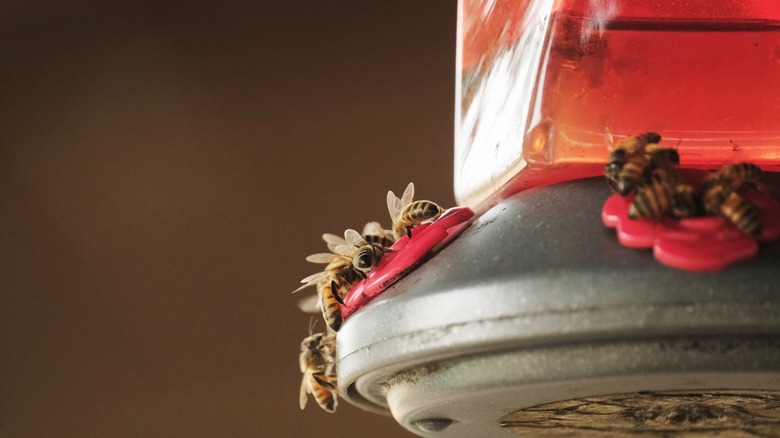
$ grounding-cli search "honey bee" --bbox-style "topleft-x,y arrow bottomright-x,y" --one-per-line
605,132 -> 662,190
668,181 -> 696,219
613,131 -> 662,154
335,228 -> 391,279
700,184 -> 761,236
698,163 -> 762,236
387,182 -> 444,239
295,224 -> 394,331
294,234 -> 362,332
294,270 -> 353,332
361,221 -> 396,248
629,168 -> 695,220
609,152 -> 650,196
606,133 -> 681,196
707,162 -> 762,190
299,330 -> 338,413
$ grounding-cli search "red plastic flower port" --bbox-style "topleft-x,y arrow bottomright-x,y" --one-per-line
341,207 -> 474,319
602,185 -> 780,272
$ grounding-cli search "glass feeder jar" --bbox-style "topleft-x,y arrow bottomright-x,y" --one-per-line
455,0 -> 780,209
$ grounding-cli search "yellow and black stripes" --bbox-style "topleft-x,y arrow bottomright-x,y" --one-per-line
307,371 -> 337,412
700,182 -> 762,236
696,162 -> 763,236
615,153 -> 650,196
720,191 -> 761,236
605,132 -> 676,196
398,201 -> 443,238
629,178 -> 672,219
318,268 -> 360,332
630,168 -> 695,220
318,280 -> 343,332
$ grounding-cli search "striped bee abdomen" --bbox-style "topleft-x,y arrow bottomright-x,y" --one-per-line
720,191 -> 761,236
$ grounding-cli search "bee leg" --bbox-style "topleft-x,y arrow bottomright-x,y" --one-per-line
331,281 -> 345,305
406,227 -> 413,239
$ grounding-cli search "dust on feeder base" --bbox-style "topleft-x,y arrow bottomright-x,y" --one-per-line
501,390 -> 780,436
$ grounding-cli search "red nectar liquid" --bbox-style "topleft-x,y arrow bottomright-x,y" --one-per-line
456,0 -> 780,209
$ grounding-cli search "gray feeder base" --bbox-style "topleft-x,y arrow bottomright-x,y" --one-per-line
336,175 -> 780,437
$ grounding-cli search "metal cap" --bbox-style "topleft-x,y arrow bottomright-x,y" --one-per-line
337,175 -> 780,437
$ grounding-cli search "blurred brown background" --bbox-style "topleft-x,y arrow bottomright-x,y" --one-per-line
0,1 -> 455,436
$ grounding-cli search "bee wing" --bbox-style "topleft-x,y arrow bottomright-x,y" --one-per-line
362,221 -> 395,243
387,189 -> 402,219
300,374 -> 310,410
322,233 -> 347,252
324,255 -> 351,272
303,271 -> 329,283
401,182 -> 415,206
297,294 -> 321,313
305,253 -> 337,264
292,282 -> 315,294
292,271 -> 327,293
333,244 -> 357,258
344,228 -> 366,247
362,221 -> 383,236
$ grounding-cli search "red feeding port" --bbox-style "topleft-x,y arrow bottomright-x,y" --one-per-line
602,184 -> 780,271
341,207 -> 474,319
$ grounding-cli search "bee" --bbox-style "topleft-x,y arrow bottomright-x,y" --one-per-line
617,148 -> 680,197
295,224 -> 394,331
605,132 -> 678,196
294,270 -> 353,332
629,168 -> 695,220
613,131 -> 662,154
610,152 -> 650,196
335,228 -> 392,279
707,162 -> 761,190
700,183 -> 761,236
294,234 -> 362,332
361,221 -> 396,248
648,147 -> 680,170
605,145 -> 680,196
605,132 -> 661,190
629,170 -> 672,220
299,330 -> 338,413
387,182 -> 444,239
698,163 -> 762,236
668,180 -> 696,219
